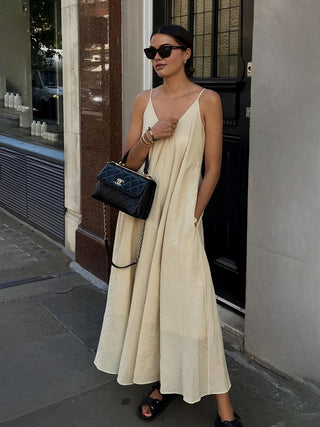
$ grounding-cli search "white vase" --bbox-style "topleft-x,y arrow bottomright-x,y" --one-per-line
8,93 -> 14,108
35,121 -> 41,136
14,93 -> 22,109
4,92 -> 9,108
19,106 -> 30,128
41,122 -> 47,137
0,73 -> 6,100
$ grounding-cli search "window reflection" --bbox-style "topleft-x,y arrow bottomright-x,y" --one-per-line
0,0 -> 63,146
80,0 -> 109,118
30,0 -> 63,133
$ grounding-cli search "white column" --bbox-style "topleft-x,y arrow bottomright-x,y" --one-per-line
61,0 -> 81,251
143,1 -> 153,90
122,0 -> 153,147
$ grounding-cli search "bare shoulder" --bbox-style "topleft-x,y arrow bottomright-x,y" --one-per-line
134,90 -> 151,112
199,89 -> 222,128
199,88 -> 222,111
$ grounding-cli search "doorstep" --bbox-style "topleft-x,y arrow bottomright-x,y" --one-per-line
217,303 -> 244,351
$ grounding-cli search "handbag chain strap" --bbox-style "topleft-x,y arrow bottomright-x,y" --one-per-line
103,204 -> 146,269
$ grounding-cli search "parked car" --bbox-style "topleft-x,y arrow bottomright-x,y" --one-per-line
32,69 -> 63,121
32,51 -> 63,122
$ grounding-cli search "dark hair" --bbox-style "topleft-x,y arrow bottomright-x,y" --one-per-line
151,24 -> 195,77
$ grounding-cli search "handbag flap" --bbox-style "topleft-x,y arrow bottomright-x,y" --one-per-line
97,162 -> 151,197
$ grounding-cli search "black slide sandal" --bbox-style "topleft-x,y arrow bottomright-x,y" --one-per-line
137,381 -> 176,421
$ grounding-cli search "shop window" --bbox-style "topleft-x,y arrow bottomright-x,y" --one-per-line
0,0 -> 63,148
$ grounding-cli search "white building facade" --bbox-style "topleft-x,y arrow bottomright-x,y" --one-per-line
61,0 -> 320,386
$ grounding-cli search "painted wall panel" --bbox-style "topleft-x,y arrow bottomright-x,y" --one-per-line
246,0 -> 320,382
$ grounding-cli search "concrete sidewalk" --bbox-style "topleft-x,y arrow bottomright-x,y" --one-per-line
0,208 -> 319,427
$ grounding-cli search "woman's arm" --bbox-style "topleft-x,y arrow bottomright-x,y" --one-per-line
195,90 -> 223,221
123,91 -> 178,171
122,91 -> 151,171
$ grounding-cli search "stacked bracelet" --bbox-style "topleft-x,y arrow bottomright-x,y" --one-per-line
139,132 -> 153,148
147,126 -> 157,142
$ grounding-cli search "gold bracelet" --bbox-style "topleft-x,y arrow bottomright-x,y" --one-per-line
143,131 -> 153,145
142,133 -> 153,146
139,136 -> 153,147
141,138 -> 152,148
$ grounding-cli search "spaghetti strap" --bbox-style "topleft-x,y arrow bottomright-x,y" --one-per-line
196,88 -> 206,101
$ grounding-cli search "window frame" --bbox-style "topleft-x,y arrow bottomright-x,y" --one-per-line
153,0 -> 244,85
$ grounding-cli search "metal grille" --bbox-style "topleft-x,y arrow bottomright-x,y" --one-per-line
27,156 -> 65,241
0,147 -> 27,217
0,146 -> 64,242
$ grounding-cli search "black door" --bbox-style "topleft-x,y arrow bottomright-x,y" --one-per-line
153,0 -> 254,312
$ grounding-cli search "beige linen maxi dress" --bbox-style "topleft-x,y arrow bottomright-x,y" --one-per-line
94,89 -> 231,404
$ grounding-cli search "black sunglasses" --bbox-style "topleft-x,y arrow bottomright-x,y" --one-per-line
144,45 -> 186,60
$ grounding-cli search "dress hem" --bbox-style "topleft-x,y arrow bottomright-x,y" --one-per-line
94,361 -> 231,404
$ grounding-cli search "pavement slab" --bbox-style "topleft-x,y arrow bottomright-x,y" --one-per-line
36,284 -> 108,352
0,296 -> 111,423
0,211 -> 70,284
0,208 -> 319,427
0,273 -> 89,303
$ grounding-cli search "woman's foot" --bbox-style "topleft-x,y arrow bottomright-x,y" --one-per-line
141,386 -> 163,418
215,412 -> 243,427
137,381 -> 176,421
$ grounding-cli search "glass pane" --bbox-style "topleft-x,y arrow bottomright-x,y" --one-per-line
193,57 -> 203,77
229,55 -> 238,76
195,14 -> 204,33
203,57 -> 211,77
220,0 -> 230,8
195,0 -> 204,13
171,0 -> 189,29
204,11 -> 212,33
230,6 -> 240,29
204,34 -> 212,56
217,0 -> 240,77
172,16 -> 179,25
0,0 -> 63,146
217,55 -> 229,76
181,1 -> 188,15
205,0 -> 212,12
219,8 -> 230,32
192,2 -> 213,78
174,1 -> 180,16
229,30 -> 239,55
218,32 -> 229,55
195,35 -> 204,54
181,15 -> 188,29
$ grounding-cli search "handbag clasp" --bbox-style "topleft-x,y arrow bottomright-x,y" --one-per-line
114,178 -> 125,186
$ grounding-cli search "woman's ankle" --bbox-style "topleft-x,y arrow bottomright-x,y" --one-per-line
215,392 -> 234,421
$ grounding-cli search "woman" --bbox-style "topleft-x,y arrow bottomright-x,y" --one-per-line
94,24 -> 243,427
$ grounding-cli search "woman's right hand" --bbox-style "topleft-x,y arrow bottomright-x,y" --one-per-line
151,117 -> 178,140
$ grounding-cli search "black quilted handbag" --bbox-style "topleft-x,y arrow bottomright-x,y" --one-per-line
92,151 -> 156,219
92,151 -> 156,268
